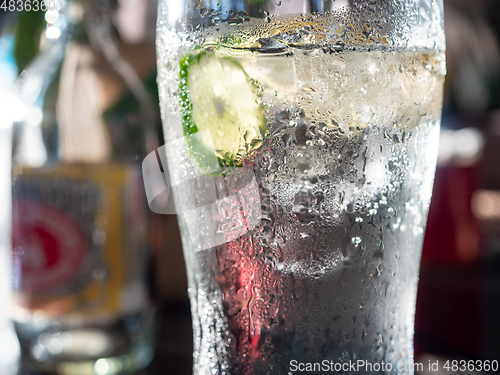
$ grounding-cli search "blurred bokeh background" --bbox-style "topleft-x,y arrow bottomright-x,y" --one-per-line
1,0 -> 500,374
414,0 -> 500,371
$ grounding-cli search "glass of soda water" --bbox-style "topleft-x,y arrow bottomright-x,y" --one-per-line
155,0 -> 445,373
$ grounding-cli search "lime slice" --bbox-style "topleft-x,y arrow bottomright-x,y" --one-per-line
179,51 -> 266,166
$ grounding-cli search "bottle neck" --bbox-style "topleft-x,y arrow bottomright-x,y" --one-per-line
14,0 -> 158,168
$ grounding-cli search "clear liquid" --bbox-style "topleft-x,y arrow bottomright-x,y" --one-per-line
159,35 -> 445,374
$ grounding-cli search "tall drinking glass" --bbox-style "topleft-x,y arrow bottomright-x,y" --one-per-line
155,0 -> 445,373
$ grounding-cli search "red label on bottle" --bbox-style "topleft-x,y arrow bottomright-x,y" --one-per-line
12,199 -> 87,293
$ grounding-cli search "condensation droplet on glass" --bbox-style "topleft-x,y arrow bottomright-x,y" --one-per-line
352,237 -> 362,246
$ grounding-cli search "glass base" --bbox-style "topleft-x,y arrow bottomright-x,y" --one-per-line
15,312 -> 155,375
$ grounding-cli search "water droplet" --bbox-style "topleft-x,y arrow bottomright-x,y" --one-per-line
351,236 -> 362,246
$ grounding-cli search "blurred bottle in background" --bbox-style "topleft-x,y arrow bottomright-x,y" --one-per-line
0,32 -> 21,375
10,0 -> 160,373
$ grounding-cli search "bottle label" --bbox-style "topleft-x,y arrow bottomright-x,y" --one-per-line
11,164 -> 149,319
12,200 -> 87,293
